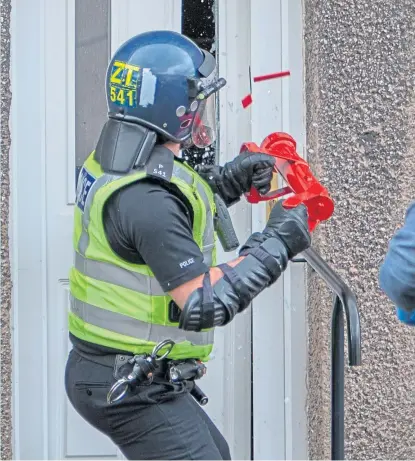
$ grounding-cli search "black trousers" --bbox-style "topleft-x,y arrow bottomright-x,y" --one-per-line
65,349 -> 231,460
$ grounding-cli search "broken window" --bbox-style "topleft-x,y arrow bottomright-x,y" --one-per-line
182,0 -> 218,169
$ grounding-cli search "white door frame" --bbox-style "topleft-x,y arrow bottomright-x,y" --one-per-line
216,0 -> 253,458
250,0 -> 308,459
11,0 -> 49,457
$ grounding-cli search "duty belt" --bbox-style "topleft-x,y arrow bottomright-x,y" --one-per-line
82,340 -> 208,406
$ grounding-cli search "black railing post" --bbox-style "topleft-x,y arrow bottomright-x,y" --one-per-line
331,296 -> 345,460
300,247 -> 362,460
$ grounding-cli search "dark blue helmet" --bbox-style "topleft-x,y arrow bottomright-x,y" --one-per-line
106,30 -> 226,148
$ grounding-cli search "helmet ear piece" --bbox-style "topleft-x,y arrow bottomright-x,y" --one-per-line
95,119 -> 157,174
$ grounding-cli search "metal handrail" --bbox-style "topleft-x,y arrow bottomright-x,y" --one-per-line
301,247 -> 362,460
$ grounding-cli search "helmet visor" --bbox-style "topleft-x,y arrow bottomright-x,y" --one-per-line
191,95 -> 217,148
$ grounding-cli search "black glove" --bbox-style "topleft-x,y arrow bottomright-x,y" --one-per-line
240,201 -> 311,259
197,152 -> 275,207
263,201 -> 311,258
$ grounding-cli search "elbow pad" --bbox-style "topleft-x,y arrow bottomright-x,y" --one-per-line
178,237 -> 289,332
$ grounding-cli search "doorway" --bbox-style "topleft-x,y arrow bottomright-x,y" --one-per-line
11,0 -> 252,459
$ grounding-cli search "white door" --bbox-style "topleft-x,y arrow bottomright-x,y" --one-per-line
12,0 -> 122,458
11,0 -> 252,459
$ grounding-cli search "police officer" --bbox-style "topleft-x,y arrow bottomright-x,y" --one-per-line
65,30 -> 312,460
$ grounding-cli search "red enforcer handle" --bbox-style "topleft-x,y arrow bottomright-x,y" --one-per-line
241,132 -> 334,232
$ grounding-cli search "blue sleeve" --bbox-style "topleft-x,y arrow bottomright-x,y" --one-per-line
396,307 -> 415,326
379,201 -> 415,324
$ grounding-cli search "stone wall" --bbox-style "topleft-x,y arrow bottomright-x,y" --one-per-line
305,0 -> 415,459
0,0 -> 12,459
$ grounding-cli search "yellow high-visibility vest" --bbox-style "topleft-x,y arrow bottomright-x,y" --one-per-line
69,151 -> 217,361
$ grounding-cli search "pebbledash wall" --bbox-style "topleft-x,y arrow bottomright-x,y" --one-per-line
0,0 -> 12,459
305,0 -> 415,459
0,0 -> 414,459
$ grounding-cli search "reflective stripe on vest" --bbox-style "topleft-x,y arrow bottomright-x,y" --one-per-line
70,296 -> 213,346
74,252 -> 165,296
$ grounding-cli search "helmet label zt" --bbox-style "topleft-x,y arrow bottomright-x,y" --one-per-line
109,60 -> 140,108
76,168 -> 96,213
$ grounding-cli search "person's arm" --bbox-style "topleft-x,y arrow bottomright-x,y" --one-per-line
114,181 -> 311,331
395,307 -> 415,326
169,257 -> 244,308
171,201 -> 311,331
112,180 -> 211,292
379,201 -> 415,325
